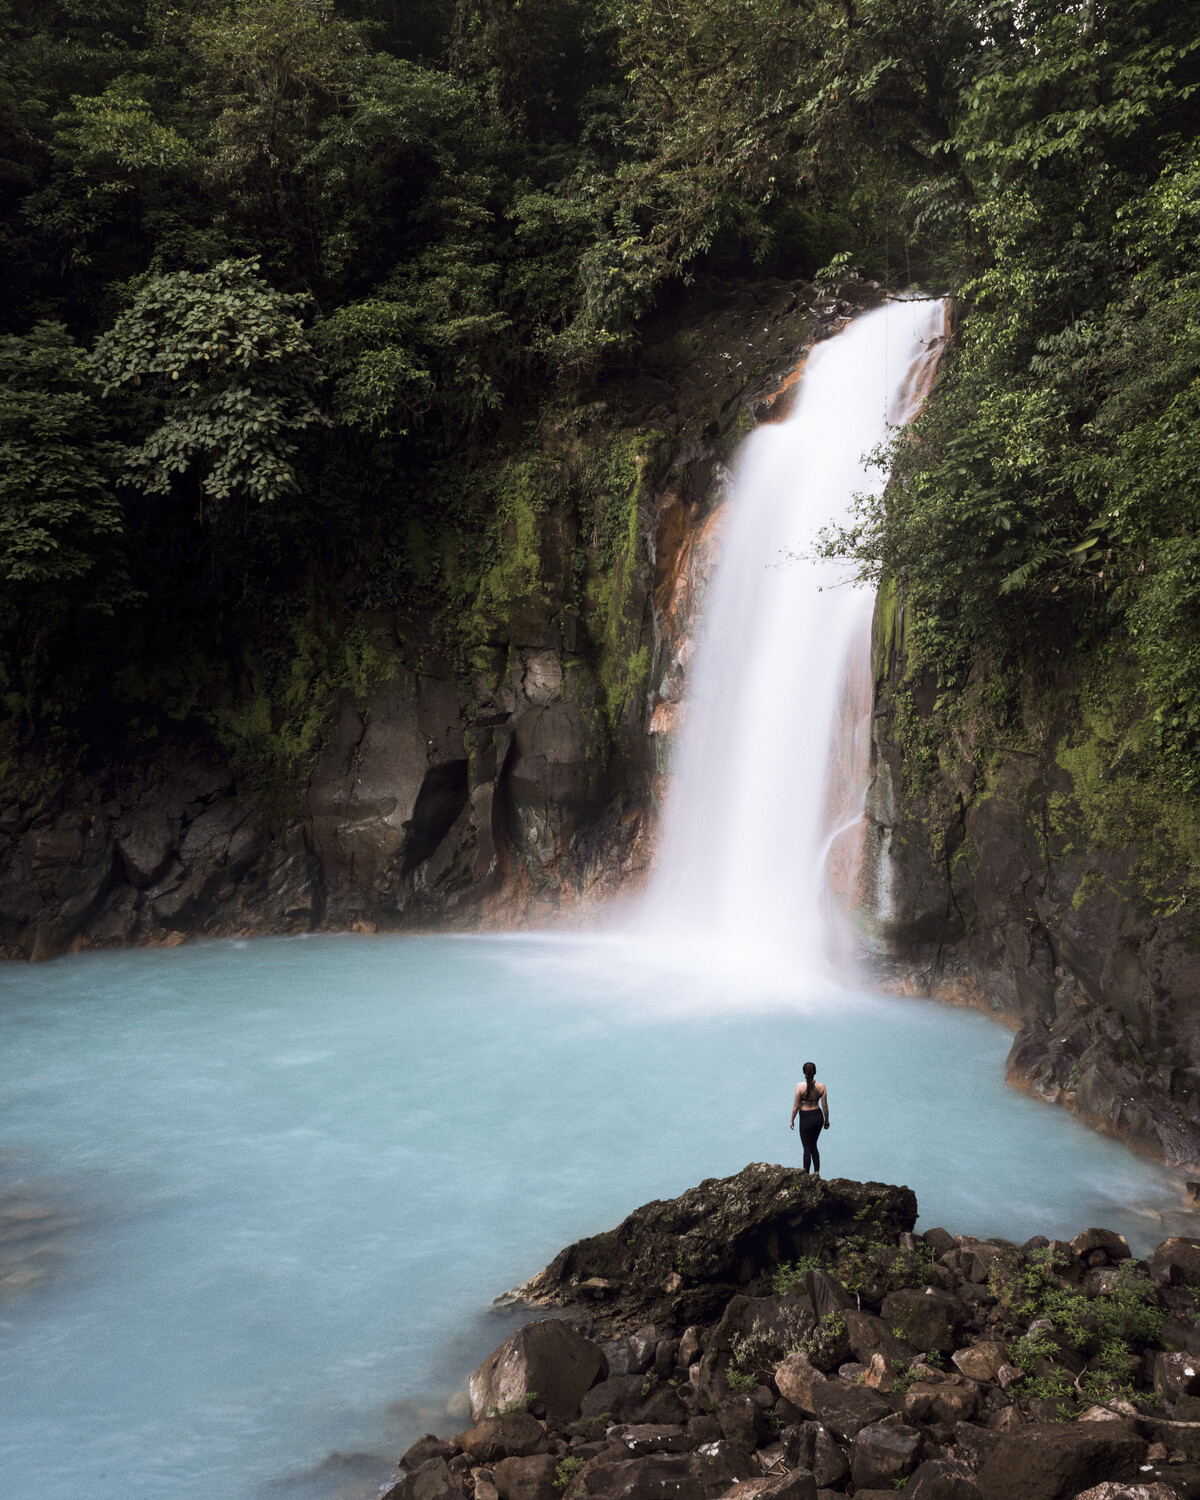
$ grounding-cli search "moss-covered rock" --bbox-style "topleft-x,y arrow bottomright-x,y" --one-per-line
862,593 -> 1200,1167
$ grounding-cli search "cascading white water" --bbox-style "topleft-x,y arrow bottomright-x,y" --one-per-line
646,298 -> 949,981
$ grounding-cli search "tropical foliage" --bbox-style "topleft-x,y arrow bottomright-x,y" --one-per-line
0,0 -> 1197,806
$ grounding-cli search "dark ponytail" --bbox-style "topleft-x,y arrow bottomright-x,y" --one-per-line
802,1061 -> 816,1100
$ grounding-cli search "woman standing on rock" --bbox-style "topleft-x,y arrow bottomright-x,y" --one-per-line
789,1061 -> 829,1175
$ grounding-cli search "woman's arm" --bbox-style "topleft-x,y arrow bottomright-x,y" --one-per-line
790,1082 -> 802,1128
822,1083 -> 830,1127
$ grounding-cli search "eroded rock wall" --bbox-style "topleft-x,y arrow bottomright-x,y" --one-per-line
859,594 -> 1200,1169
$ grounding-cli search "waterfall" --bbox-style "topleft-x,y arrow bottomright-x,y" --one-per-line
644,298 -> 949,983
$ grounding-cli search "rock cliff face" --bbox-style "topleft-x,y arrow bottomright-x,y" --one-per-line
0,281 -> 873,961
859,597 -> 1200,1169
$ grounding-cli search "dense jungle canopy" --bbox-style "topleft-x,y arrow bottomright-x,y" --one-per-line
0,0 -> 1197,820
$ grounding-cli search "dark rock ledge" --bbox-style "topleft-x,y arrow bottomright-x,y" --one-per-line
1006,1005 -> 1200,1172
383,1164 -> 1200,1500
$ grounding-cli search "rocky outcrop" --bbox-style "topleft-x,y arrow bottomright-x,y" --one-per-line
859,600 -> 1200,1169
516,1164 -> 917,1329
378,1173 -> 1200,1500
0,754 -> 280,957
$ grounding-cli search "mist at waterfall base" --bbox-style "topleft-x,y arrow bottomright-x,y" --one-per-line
3,299 -> 1194,1500
1,935 -> 1195,1500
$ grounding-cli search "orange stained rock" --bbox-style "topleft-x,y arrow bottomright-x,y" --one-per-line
755,356 -> 808,424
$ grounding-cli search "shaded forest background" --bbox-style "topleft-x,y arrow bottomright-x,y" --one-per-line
1,0 -> 1197,854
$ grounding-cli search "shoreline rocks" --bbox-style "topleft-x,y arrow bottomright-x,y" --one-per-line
384,1168 -> 1200,1500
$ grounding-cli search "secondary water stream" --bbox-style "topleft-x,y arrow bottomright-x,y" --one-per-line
1,300 -> 1192,1500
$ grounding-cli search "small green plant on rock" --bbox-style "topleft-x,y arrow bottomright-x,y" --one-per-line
771,1256 -> 822,1295
889,1364 -> 918,1398
554,1458 -> 584,1493
834,1235 -> 934,1301
489,1390 -> 539,1417
796,1310 -> 846,1366
724,1366 -> 758,1394
992,1253 -> 1167,1406
731,1304 -> 819,1380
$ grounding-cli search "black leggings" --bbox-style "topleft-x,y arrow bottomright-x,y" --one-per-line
797,1112 -> 824,1172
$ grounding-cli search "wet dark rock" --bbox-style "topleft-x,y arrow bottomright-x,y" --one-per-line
864,606 -> 1200,1171
904,1382 -> 981,1429
517,1166 -> 917,1328
401,1437 -> 461,1472
716,1397 -> 768,1452
1154,1238 -> 1200,1288
115,806 -> 173,887
701,1292 -> 817,1399
605,1425 -> 693,1457
974,1421 -> 1146,1500
455,1413 -> 552,1463
1072,1229 -> 1132,1262
850,1420 -> 921,1488
773,1423 -> 849,1490
581,1376 -> 685,1427
923,1229 -> 957,1258
599,1339 -> 644,1379
469,1319 -> 607,1424
572,1444 -> 753,1500
685,1416 -> 721,1447
1153,1350 -> 1200,1401
880,1287 -> 967,1355
493,1453 -> 559,1500
905,1458 -> 981,1500
806,1382 -> 892,1442
951,1422 -> 999,1470
844,1309 -> 913,1368
383,1457 -> 466,1500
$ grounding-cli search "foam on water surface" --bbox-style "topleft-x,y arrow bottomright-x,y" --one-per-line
0,933 -> 1193,1500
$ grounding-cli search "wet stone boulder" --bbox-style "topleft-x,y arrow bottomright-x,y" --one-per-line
806,1382 -> 892,1442
850,1421 -> 921,1488
517,1165 -> 916,1328
469,1317 -> 608,1424
383,1457 -> 465,1500
494,1453 -> 560,1500
880,1286 -> 967,1355
580,1373 -> 686,1426
455,1411 -> 553,1463
905,1458 -> 981,1500
1153,1237 -> 1200,1287
975,1421 -> 1146,1500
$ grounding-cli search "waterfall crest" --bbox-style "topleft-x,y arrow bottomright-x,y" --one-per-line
644,299 -> 949,982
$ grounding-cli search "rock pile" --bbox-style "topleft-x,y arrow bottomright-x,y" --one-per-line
382,1168 -> 1200,1500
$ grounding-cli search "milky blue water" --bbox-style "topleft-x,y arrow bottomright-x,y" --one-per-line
1,933 -> 1194,1500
